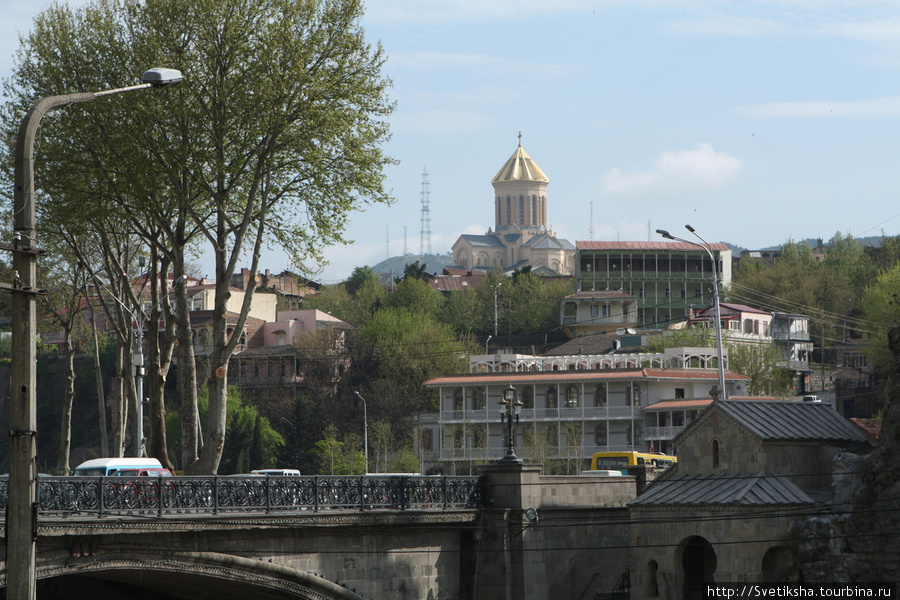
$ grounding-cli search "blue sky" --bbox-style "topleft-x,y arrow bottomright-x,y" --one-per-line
5,1 -> 900,281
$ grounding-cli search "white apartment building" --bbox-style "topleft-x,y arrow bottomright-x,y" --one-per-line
419,348 -> 750,471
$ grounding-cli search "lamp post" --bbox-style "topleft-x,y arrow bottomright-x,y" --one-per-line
493,282 -> 502,337
656,225 -> 728,401
8,68 -> 182,600
354,391 -> 369,474
498,383 -> 523,463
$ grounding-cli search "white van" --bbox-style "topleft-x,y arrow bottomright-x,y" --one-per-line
250,469 -> 301,476
74,458 -> 164,476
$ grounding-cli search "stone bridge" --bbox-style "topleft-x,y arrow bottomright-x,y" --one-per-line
0,465 -> 637,599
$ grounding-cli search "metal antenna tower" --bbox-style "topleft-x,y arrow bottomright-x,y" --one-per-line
589,201 -> 595,241
419,167 -> 432,256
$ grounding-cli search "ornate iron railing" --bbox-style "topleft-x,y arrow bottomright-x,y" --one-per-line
0,475 -> 483,518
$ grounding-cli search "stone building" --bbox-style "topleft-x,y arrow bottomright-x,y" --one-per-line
628,399 -> 868,599
451,137 -> 575,275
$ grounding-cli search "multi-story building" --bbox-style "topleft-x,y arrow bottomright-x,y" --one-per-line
575,240 -> 732,330
559,290 -> 638,338
419,348 -> 749,472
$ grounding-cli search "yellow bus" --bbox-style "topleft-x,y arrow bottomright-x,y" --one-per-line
590,451 -> 677,472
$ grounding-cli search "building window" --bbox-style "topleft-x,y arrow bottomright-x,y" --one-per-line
591,305 -> 599,317
472,388 -> 485,410
595,423 -> 608,447
522,385 -> 534,409
712,439 -> 720,467
675,388 -> 685,399
602,305 -> 611,318
631,383 -> 642,406
546,386 -> 558,409
594,383 -> 607,407
566,385 -> 579,407
453,388 -> 463,411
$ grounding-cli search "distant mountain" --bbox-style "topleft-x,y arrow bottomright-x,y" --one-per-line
371,253 -> 456,278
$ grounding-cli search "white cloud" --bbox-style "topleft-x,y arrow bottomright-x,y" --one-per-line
597,143 -> 742,199
736,96 -> 900,118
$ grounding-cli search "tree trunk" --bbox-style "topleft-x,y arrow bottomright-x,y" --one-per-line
90,311 -> 109,457
55,341 -> 76,474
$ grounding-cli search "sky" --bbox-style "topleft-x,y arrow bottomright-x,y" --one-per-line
4,1 -> 900,282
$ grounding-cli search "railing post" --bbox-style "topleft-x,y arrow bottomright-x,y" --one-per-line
265,476 -> 271,513
400,476 -> 408,510
213,476 -> 219,515
442,476 -> 448,510
157,475 -> 163,518
359,476 -> 365,511
98,476 -> 105,519
313,476 -> 319,513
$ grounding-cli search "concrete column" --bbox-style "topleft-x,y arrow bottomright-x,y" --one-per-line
473,462 -> 543,600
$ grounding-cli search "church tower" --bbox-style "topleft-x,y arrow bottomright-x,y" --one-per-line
450,135 -> 574,275
492,134 -> 549,236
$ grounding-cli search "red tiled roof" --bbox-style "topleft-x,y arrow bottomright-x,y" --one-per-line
576,241 -> 730,251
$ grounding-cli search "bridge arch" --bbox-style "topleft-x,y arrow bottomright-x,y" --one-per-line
29,550 -> 364,600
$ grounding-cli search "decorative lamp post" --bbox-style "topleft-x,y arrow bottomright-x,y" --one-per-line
498,383 -> 523,463
8,68 -> 183,600
656,225 -> 728,400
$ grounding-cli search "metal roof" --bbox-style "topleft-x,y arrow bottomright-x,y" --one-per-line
715,399 -> 867,442
629,472 -> 814,506
492,144 -> 549,183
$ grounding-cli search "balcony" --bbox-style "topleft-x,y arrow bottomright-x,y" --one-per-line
772,331 -> 811,342
439,406 -> 642,423
643,425 -> 685,440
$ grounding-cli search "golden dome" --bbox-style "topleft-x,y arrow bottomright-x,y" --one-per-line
492,139 -> 549,184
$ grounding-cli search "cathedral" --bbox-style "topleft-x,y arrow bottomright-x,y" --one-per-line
451,137 -> 575,275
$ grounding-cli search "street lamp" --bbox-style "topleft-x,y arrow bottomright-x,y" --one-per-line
498,383 -> 524,463
656,225 -> 728,401
493,282 -> 502,337
354,391 -> 369,474
8,68 -> 182,600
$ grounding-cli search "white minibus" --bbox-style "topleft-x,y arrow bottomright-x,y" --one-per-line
74,457 -> 164,476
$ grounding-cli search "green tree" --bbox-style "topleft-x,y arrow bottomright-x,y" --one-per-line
727,344 -> 794,396
386,277 -> 444,316
5,0 -> 394,474
345,266 -> 381,296
312,424 -> 343,475
860,263 -> 900,372
165,386 -> 283,473
351,308 -> 472,430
